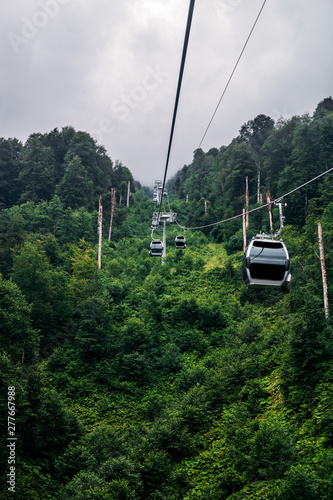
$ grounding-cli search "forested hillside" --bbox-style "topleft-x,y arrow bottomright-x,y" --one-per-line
1,98 -> 333,499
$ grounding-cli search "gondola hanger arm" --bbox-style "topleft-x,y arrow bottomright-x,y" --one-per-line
256,202 -> 287,239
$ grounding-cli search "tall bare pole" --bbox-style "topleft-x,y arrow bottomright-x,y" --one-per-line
126,180 -> 131,207
318,222 -> 329,318
108,188 -> 116,241
257,165 -> 261,204
245,176 -> 249,228
98,196 -> 103,269
243,209 -> 247,252
266,191 -> 273,231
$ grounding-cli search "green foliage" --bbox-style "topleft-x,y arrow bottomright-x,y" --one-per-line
19,136 -> 56,204
19,368 -> 83,469
0,274 -> 38,363
55,444 -> 98,483
0,137 -> 22,209
2,100 -> 333,499
11,238 -> 74,349
3,462 -> 58,500
277,465 -> 319,499
56,155 -> 94,210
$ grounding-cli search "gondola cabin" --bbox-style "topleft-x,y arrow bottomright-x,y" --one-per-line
175,235 -> 186,249
241,238 -> 291,288
151,219 -> 159,230
149,239 -> 163,257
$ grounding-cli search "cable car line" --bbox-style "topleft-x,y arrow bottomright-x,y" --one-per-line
152,0 -> 268,238
198,0 -> 268,149
157,0 -> 196,221
154,0 -> 267,229
148,0 -> 330,276
175,165 -> 333,231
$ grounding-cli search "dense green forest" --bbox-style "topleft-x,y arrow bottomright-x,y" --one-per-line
1,97 -> 333,499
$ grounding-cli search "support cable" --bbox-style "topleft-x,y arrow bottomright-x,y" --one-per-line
157,0 -> 196,220
176,166 -> 333,230
198,0 -> 267,149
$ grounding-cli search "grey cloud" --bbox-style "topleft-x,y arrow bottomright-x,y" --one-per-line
1,0 -> 333,185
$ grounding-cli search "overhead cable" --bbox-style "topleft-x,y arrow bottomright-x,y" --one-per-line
157,0 -> 196,219
198,0 -> 267,149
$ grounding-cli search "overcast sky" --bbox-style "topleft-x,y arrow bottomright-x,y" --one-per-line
1,0 -> 333,186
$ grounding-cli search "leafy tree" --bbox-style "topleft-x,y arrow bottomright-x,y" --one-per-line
11,238 -> 73,348
0,137 -> 22,208
69,239 -> 98,304
44,126 -> 76,182
239,114 -> 275,202
277,465 -> 319,499
262,115 -> 301,196
18,136 -> 56,203
56,155 -> 94,210
59,471 -> 109,500
64,131 -> 114,204
313,96 -> 333,119
0,274 -> 38,363
0,207 -> 26,277
216,141 -> 256,212
55,444 -> 98,483
0,354 -> 26,490
76,295 -> 113,361
28,389 -> 83,468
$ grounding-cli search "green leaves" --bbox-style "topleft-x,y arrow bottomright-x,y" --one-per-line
0,274 -> 38,363
56,156 -> 94,210
2,100 -> 333,499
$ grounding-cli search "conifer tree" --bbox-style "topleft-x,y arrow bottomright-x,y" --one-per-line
56,155 -> 94,210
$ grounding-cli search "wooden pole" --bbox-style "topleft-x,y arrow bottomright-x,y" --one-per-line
243,209 -> 247,252
126,180 -> 130,207
245,176 -> 249,228
205,200 -> 208,216
257,163 -> 261,204
108,188 -> 116,241
98,196 -> 102,269
266,191 -> 273,231
318,222 -> 329,318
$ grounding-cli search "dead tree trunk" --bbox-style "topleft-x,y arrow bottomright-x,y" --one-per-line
245,176 -> 249,228
108,188 -> 116,241
318,222 -> 329,318
257,161 -> 261,204
98,196 -> 103,269
243,209 -> 247,252
266,191 -> 273,231
126,180 -> 130,207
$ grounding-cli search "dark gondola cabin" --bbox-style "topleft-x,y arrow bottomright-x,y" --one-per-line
175,235 -> 186,249
149,239 -> 163,257
241,238 -> 291,288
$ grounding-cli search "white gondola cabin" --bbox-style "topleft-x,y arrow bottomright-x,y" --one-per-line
175,235 -> 186,249
149,239 -> 163,257
241,238 -> 291,288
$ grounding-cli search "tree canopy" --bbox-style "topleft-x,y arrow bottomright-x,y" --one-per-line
1,103 -> 333,499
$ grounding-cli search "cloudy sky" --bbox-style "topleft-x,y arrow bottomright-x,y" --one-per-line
1,0 -> 333,186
